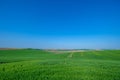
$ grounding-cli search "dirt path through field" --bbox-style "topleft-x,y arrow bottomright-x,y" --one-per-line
68,52 -> 74,58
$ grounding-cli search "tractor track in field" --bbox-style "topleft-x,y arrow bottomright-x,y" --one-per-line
67,52 -> 74,58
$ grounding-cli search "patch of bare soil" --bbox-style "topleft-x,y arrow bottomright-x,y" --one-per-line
46,50 -> 85,54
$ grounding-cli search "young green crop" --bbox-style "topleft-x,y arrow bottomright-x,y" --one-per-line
0,49 -> 120,80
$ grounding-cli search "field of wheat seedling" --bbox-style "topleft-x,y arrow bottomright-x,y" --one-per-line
0,49 -> 120,80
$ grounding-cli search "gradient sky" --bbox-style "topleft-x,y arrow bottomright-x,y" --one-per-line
0,0 -> 120,49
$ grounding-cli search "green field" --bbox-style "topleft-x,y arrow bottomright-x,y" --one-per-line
0,49 -> 120,80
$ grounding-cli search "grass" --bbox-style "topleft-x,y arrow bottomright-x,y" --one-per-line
0,49 -> 120,80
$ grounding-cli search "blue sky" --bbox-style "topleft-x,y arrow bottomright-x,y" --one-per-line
0,0 -> 120,49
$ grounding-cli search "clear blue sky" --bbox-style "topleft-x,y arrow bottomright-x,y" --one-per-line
0,0 -> 120,49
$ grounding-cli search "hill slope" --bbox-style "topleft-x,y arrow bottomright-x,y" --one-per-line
0,49 -> 120,80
